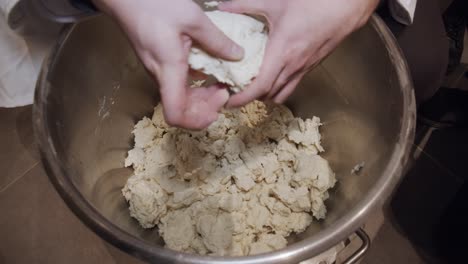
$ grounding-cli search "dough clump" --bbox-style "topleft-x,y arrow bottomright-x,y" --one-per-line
188,11 -> 268,92
123,101 -> 336,256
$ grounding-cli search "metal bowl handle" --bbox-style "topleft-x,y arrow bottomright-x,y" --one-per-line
341,228 -> 370,264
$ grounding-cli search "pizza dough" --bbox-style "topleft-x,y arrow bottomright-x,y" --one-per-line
188,11 -> 268,92
123,101 -> 336,256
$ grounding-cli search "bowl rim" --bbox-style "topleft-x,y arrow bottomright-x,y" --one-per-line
33,14 -> 416,264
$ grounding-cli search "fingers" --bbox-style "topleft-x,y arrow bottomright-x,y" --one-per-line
153,33 -> 225,129
226,62 -> 283,107
267,57 -> 318,99
266,37 -> 331,103
183,85 -> 229,129
267,66 -> 292,99
158,63 -> 189,127
189,14 -> 244,61
190,85 -> 230,114
226,42 -> 284,107
273,71 -> 306,104
159,63 -> 229,129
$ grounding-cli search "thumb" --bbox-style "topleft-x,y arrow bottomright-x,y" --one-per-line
159,63 -> 227,129
158,63 -> 189,127
189,14 -> 245,61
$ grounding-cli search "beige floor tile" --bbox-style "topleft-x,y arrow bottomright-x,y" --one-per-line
0,106 -> 39,192
361,220 -> 426,264
103,243 -> 145,264
336,209 -> 385,264
0,165 -> 115,264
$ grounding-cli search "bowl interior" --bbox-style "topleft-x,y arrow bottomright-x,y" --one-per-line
37,11 -> 413,261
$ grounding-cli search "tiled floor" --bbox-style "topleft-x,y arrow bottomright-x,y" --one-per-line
362,221 -> 426,264
0,107 -> 39,193
363,125 -> 467,264
362,53 -> 468,264
0,106 -> 152,264
0,107 -> 118,264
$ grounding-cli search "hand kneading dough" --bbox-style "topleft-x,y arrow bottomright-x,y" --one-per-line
123,101 -> 336,256
188,11 -> 268,92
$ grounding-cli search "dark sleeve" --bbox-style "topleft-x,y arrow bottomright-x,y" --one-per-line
69,0 -> 98,12
378,0 -> 388,10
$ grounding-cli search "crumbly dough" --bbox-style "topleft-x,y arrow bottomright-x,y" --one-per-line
123,101 -> 336,256
188,11 -> 268,92
204,1 -> 220,8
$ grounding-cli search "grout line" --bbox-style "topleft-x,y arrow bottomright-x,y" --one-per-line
413,127 -> 435,160
412,124 -> 465,183
102,243 -> 120,264
413,144 -> 464,183
0,161 -> 40,194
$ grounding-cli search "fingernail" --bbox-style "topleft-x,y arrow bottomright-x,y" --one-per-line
232,45 -> 245,60
218,89 -> 230,104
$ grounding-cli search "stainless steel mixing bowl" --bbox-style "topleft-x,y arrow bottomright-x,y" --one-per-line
33,6 -> 416,264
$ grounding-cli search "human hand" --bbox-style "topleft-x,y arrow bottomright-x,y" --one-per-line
92,0 -> 244,129
219,0 -> 379,106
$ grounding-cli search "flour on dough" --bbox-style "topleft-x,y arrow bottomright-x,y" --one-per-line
204,1 -> 220,8
188,11 -> 268,92
123,101 -> 336,256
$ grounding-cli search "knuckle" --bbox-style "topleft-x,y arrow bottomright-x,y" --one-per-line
164,112 -> 184,127
285,42 -> 307,59
183,12 -> 205,30
259,85 -> 271,94
141,57 -> 159,75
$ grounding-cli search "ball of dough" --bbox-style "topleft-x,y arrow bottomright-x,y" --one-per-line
188,11 -> 268,92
